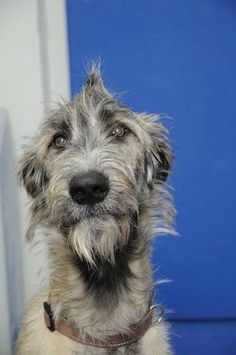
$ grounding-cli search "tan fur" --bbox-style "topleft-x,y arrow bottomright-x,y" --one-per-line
16,65 -> 175,354
15,291 -> 171,355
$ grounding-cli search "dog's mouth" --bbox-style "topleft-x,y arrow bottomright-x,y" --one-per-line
61,200 -> 111,224
53,191 -> 136,228
79,205 -> 107,218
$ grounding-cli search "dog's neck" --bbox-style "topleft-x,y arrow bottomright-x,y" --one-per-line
44,211 -> 153,338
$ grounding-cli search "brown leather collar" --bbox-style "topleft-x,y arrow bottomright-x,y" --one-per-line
44,301 -> 154,348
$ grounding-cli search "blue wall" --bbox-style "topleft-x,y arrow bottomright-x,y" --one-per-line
67,0 -> 236,353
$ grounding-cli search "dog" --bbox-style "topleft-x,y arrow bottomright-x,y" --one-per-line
15,64 -> 175,354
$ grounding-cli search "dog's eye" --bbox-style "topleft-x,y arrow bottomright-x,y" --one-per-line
111,125 -> 127,138
52,135 -> 67,148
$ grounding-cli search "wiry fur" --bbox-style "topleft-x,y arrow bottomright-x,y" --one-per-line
15,64 -> 175,355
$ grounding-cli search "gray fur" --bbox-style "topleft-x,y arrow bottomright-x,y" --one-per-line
16,64 -> 175,355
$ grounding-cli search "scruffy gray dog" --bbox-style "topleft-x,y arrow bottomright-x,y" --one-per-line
16,65 -> 175,355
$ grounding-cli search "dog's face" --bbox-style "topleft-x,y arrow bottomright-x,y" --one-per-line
18,69 -> 172,260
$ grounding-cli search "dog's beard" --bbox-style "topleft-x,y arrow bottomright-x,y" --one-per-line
68,215 -> 131,265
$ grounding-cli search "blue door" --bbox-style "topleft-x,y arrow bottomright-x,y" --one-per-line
66,1 -> 236,353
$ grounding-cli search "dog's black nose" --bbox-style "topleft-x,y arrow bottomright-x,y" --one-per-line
69,171 -> 109,206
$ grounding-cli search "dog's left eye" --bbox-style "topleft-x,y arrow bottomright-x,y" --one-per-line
52,134 -> 67,148
111,125 -> 128,138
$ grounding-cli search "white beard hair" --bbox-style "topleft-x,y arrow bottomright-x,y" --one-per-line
68,216 -> 131,265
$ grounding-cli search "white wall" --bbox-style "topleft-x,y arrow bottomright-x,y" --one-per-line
0,114 -> 11,355
0,0 -> 70,352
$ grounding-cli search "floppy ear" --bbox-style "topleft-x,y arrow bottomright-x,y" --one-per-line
18,148 -> 48,198
144,118 -> 172,185
151,141 -> 172,182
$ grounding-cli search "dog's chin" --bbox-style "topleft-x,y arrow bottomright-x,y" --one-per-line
68,212 -> 132,264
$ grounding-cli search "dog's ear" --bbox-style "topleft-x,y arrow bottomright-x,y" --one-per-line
150,141 -> 172,183
18,148 -> 48,198
144,116 -> 172,185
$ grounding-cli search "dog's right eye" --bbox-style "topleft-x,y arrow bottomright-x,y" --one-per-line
51,134 -> 67,149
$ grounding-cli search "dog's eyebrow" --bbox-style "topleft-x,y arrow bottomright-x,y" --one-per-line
99,104 -> 134,128
99,107 -> 116,121
44,117 -> 72,136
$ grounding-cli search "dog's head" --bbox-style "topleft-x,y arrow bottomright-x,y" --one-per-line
18,66 -> 174,263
